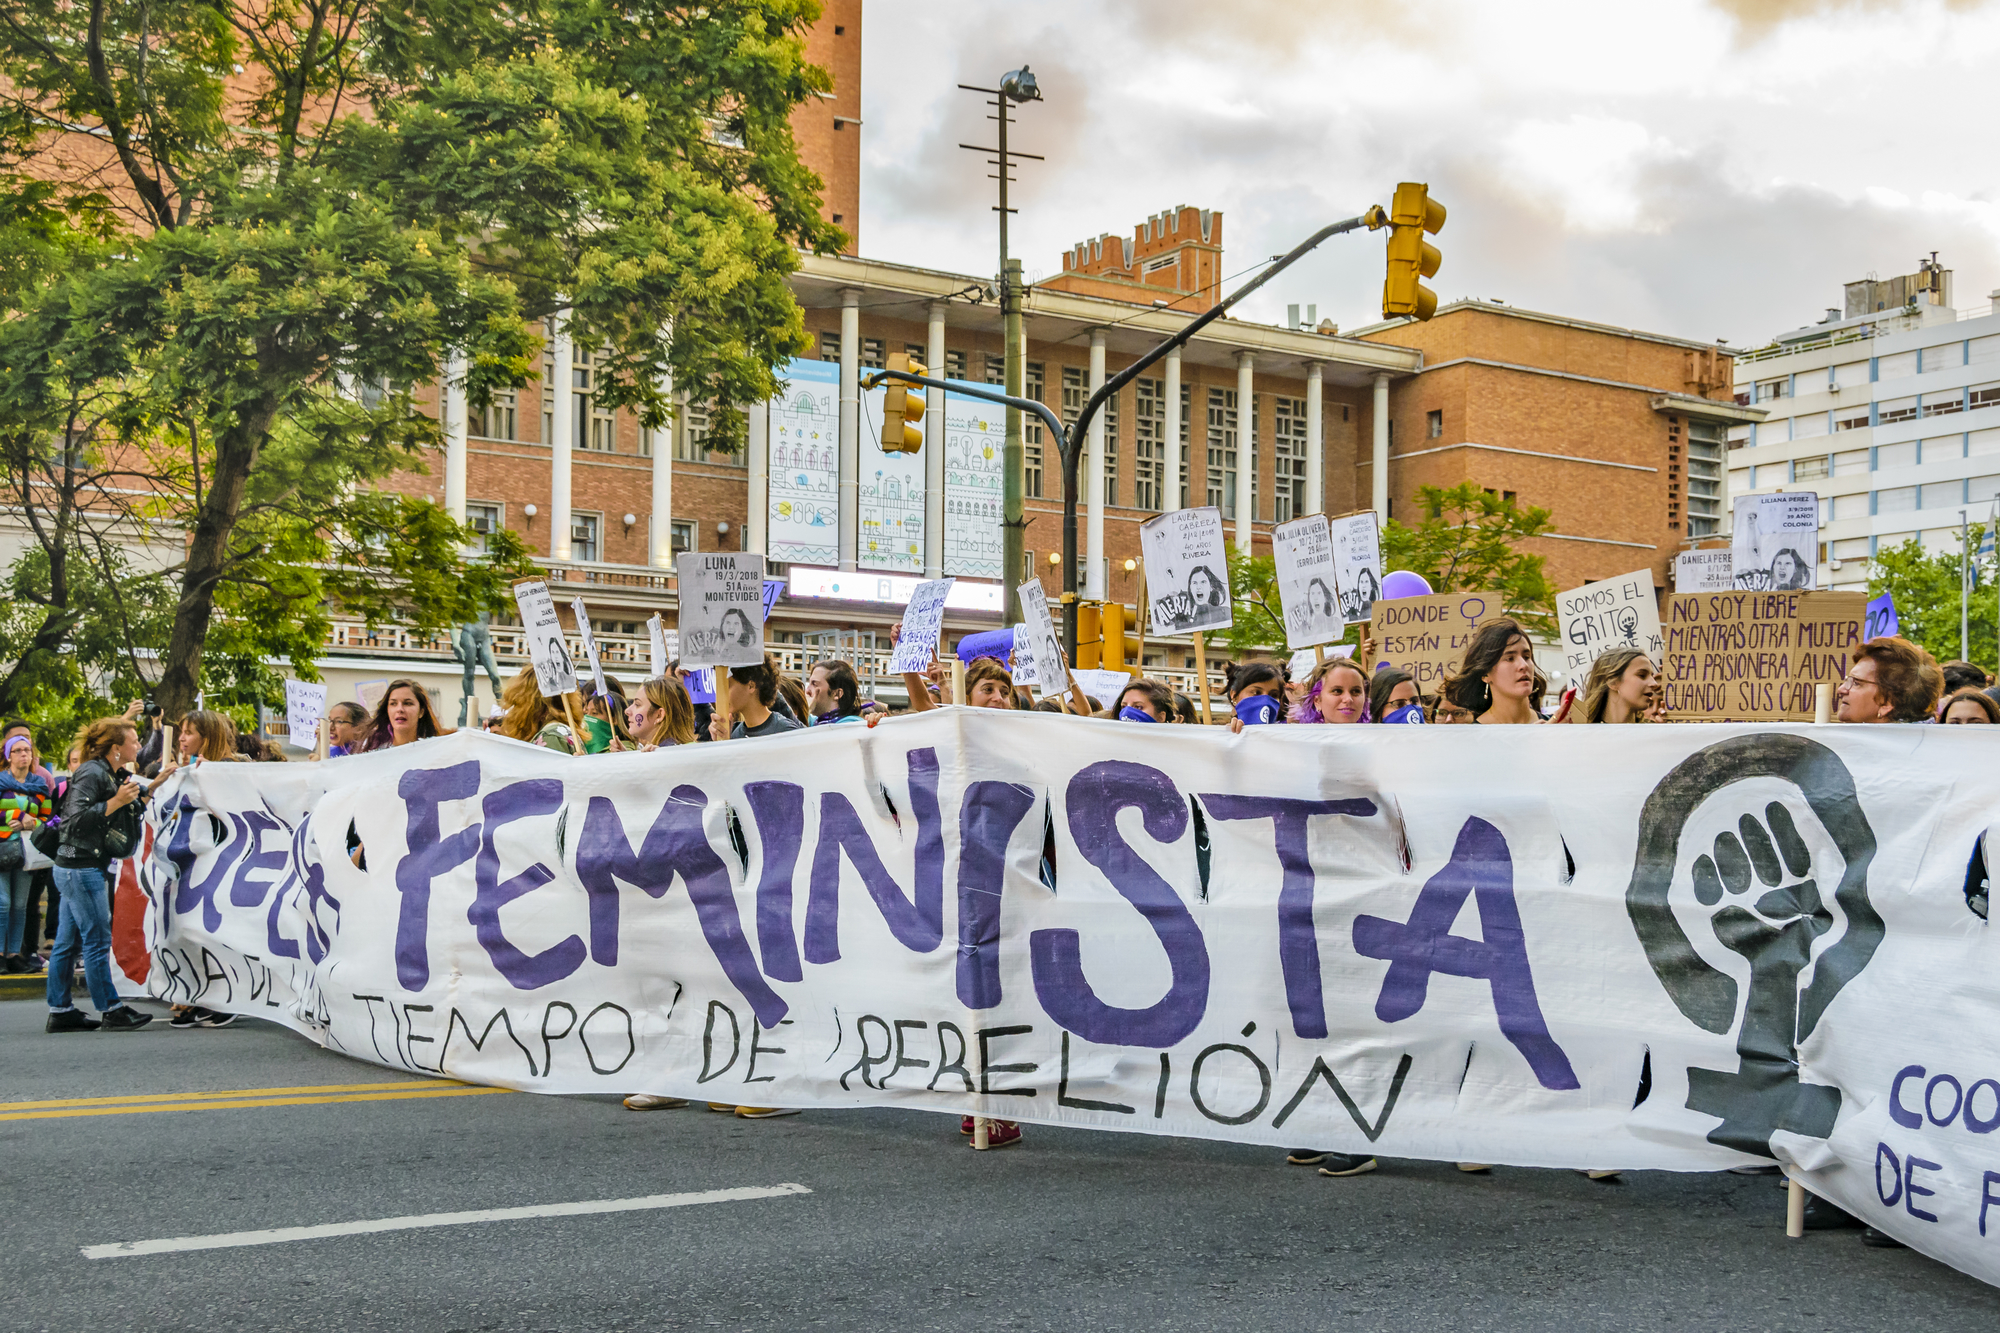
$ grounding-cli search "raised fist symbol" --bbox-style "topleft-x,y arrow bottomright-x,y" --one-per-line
1627,735 -> 1884,1159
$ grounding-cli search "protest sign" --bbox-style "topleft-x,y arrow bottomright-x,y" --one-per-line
647,615 -> 669,679
1660,591 -> 1864,720
1140,507 -> 1232,634
512,580 -> 576,698
1556,569 -> 1665,678
283,680 -> 326,750
1016,580 -> 1068,700
1330,511 -> 1383,622
1732,493 -> 1818,591
1010,624 -> 1038,689
889,578 -> 956,674
570,597 -> 608,701
1675,549 -> 1734,594
685,668 -> 716,704
1070,667 -> 1135,711
676,553 -> 767,669
127,716 -> 2000,1288
1865,591 -> 1900,640
1272,515 -> 1344,649
761,579 -> 786,623
1371,591 -> 1508,693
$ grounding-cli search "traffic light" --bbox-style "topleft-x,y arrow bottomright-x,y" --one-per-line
1378,182 -> 1446,321
1075,602 -> 1102,670
880,352 -> 926,453
1102,601 -> 1129,672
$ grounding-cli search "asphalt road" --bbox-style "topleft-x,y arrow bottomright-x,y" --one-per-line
5,998 -> 1997,1333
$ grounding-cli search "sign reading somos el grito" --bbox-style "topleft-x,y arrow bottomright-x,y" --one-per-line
119,715 -> 2000,1288
1659,591 -> 1864,720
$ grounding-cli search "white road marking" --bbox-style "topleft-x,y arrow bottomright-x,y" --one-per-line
83,1182 -> 812,1259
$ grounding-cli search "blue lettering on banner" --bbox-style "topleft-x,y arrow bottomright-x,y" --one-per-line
470,779 -> 584,990
393,762 -> 483,989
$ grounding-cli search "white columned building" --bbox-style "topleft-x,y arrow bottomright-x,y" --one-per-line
1163,346 -> 1183,512
1235,351 -> 1255,553
837,288 -> 860,572
1371,372 -> 1390,522
549,314 -> 574,560
442,352 -> 467,523
1086,329 -> 1108,598
925,301 -> 947,577
649,357 -> 674,569
1304,362 -> 1324,515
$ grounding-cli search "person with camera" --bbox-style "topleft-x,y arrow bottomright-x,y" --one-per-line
45,717 -> 154,1032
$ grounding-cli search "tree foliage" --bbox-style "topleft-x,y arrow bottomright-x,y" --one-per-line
1383,483 -> 1560,637
0,0 -> 841,718
1869,528 -> 1996,675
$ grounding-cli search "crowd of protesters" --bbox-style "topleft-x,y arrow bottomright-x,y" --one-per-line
13,612 -> 1987,1196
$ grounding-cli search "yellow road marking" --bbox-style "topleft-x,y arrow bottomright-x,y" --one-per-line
5,1080 -> 471,1111
2,1086 -> 512,1122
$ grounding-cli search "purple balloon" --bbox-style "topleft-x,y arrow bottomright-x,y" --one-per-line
1379,570 -> 1434,600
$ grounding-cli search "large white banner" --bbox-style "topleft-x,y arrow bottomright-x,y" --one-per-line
942,383 -> 1005,578
123,719 -> 2000,1287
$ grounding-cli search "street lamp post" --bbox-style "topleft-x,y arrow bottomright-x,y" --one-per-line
959,68 -> 1043,623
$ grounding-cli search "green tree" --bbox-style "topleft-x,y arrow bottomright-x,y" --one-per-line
1383,483 -> 1560,636
1869,527 -> 1996,675
0,0 -> 841,718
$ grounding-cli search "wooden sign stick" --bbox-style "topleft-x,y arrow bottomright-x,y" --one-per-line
1132,558 -> 1148,672
950,656 -> 967,707
715,669 -> 734,738
560,690 -> 588,751
1193,631 -> 1215,724
314,715 -> 329,762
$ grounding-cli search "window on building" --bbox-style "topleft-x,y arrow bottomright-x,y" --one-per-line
1971,336 -> 2000,367
1972,428 -> 2000,457
570,512 -> 600,562
1758,419 -> 1790,446
1061,365 -> 1085,430
1834,360 -> 1871,390
1922,435 -> 1963,463
861,338 -> 885,370
1833,448 -> 1870,474
945,350 -> 967,380
465,503 -> 502,553
670,519 -> 694,555
1728,467 -> 1750,492
541,331 -> 556,443
1834,410 -> 1870,432
1794,412 -> 1828,438
1685,420 -> 1724,537
1104,388 -> 1120,507
1921,480 -> 1964,510
1273,396 -> 1308,522
1756,379 -> 1788,402
1206,387 -> 1238,517
983,351 -> 1005,386
1922,390 -> 1965,419
1924,342 -> 1966,373
1754,463 -> 1788,488
1878,397 -> 1918,425
1133,377 -> 1163,511
572,347 -> 613,452
1180,382 -> 1193,508
1793,454 -> 1830,482
675,401 -> 711,462
905,343 -> 925,366
1971,382 -> 2000,412
1024,362 -> 1044,499
477,388 -> 517,441
1833,537 -> 1870,560
1876,440 -> 1917,470
1877,351 -> 1918,381
1970,474 -> 2000,505
819,332 -> 840,363
1877,486 -> 1917,514
1830,493 -> 1867,521
1426,409 -> 1442,439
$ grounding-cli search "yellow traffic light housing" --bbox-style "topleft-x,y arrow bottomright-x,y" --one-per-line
880,352 -> 927,453
1102,601 -> 1128,672
1377,182 -> 1446,321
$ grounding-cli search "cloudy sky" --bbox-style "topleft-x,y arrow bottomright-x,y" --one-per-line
856,0 -> 2000,347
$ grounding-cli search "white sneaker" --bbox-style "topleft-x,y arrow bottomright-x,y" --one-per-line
622,1093 -> 689,1111
1456,1162 -> 1492,1173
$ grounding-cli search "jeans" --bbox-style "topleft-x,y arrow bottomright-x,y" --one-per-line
47,866 -> 117,1013
1,865 -> 29,954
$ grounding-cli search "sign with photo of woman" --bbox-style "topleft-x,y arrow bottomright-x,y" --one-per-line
1140,506 -> 1233,634
1731,492 -> 1818,591
1329,510 -> 1383,622
675,552 -> 768,669
1271,514 -> 1345,649
512,579 -> 577,699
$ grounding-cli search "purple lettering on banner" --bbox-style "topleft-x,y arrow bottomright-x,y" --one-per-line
1353,816 -> 1580,1091
744,782 -> 806,982
1890,1064 -> 1926,1129
1905,1152 -> 1943,1223
804,748 -> 945,963
956,780 -> 1037,1009
574,786 -> 788,1028
1030,761 -> 1210,1048
393,762 -> 483,991
1876,1141 -> 1903,1207
176,811 -> 248,932
1982,1171 -> 2000,1237
265,816 -> 317,960
1199,794 -> 1378,1039
469,779 -> 585,990
228,809 -> 290,908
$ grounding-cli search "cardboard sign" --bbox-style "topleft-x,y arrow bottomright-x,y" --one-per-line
1010,624 -> 1038,690
1557,569 -> 1665,679
1071,667 -> 1136,711
647,614 -> 669,679
1017,580 -> 1068,700
1372,591 -> 1510,694
1272,514 -> 1345,650
1675,549 -> 1734,594
1660,591 -> 1864,720
283,680 -> 327,751
1732,493 -> 1818,591
676,552 -> 767,669
889,577 -> 956,674
1330,511 -> 1383,622
571,596 -> 609,701
1140,507 -> 1233,634
513,580 -> 577,699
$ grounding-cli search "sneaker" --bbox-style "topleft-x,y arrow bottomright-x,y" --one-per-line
101,1006 -> 154,1032
193,1009 -> 237,1028
1583,1170 -> 1622,1181
1456,1163 -> 1493,1173
706,1103 -> 738,1113
45,1008 -> 100,1033
1286,1149 -> 1329,1166
970,1120 -> 1022,1149
1801,1194 -> 1863,1230
1729,1163 -> 1782,1176
168,1007 -> 201,1029
733,1106 -> 800,1119
1317,1153 -> 1379,1177
1860,1226 -> 1907,1249
622,1094 -> 689,1111
961,1116 -> 976,1135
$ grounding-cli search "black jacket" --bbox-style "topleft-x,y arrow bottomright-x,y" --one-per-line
57,757 -> 123,870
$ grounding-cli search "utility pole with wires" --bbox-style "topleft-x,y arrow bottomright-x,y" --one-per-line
958,67 -> 1043,622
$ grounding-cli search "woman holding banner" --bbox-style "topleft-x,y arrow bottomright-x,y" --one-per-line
1224,662 -> 1286,729
1443,619 -> 1541,726
1287,658 -> 1368,726
1116,679 -> 1177,722
1575,648 -> 1660,725
1366,668 -> 1422,724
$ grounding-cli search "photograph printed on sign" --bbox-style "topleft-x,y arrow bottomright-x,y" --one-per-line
1329,511 -> 1383,623
1730,493 -> 1818,591
1139,507 -> 1233,634
675,553 -> 768,668
1016,580 -> 1068,699
571,596 -> 609,700
1557,569 -> 1666,677
512,580 -> 577,698
1272,514 -> 1345,649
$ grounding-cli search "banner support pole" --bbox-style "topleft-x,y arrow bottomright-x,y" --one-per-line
1786,1174 -> 1806,1238
1814,683 -> 1832,725
1132,559 -> 1148,670
950,657 -> 967,707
